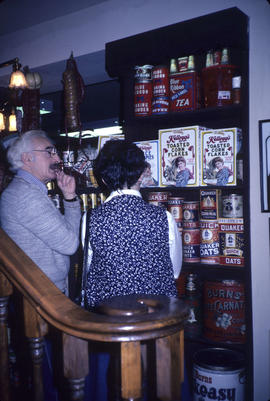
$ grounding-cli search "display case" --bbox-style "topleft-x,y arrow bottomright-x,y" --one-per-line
105,7 -> 252,398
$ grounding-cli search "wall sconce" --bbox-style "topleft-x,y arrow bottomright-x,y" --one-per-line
8,109 -> 17,131
0,111 -> 5,131
0,57 -> 28,89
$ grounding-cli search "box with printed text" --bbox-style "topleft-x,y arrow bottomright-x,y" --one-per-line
159,126 -> 206,187
135,140 -> 159,187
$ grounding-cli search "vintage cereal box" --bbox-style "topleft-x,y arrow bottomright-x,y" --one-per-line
218,217 -> 244,266
201,127 -> 242,186
98,134 -> 124,152
135,140 -> 159,187
159,126 -> 206,187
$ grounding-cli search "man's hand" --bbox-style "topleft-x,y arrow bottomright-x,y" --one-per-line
56,171 -> 76,200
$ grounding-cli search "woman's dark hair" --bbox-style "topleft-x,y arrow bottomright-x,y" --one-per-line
93,139 -> 147,191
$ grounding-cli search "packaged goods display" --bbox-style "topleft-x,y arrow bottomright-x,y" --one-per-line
201,127 -> 242,186
133,49 -> 241,117
135,140 -> 159,187
159,125 -> 206,187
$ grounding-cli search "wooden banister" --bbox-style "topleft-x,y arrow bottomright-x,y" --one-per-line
0,228 -> 189,401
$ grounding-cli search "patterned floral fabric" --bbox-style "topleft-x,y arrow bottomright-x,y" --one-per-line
85,194 -> 178,308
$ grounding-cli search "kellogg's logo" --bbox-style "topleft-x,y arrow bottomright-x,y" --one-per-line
206,135 -> 231,144
167,134 -> 190,143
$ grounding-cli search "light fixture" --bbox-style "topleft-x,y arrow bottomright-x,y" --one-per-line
8,108 -> 17,131
0,111 -> 5,131
0,57 -> 28,89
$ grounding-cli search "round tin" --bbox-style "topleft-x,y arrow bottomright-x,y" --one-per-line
193,347 -> 246,401
175,271 -> 188,298
167,196 -> 184,231
134,81 -> 153,117
183,228 -> 200,263
222,194 -> 243,218
152,65 -> 169,97
200,220 -> 220,264
152,96 -> 169,114
134,65 -> 153,82
148,191 -> 170,208
203,280 -> 246,343
183,201 -> 200,228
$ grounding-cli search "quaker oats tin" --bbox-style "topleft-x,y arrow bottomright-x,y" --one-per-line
219,218 -> 244,266
167,196 -> 184,231
221,194 -> 243,218
200,189 -> 221,220
200,220 -> 220,265
148,191 -> 170,208
193,347 -> 246,401
203,280 -> 246,343
183,228 -> 200,263
152,65 -> 169,97
183,201 -> 200,228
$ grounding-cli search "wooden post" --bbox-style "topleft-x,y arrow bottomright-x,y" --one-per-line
121,341 -> 142,401
0,270 -> 13,401
156,331 -> 182,401
23,297 -> 48,401
62,332 -> 89,401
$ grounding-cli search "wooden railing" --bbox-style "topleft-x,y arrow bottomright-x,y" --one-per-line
0,228 -> 189,401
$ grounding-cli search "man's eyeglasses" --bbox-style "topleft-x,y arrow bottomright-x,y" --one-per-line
32,147 -> 60,158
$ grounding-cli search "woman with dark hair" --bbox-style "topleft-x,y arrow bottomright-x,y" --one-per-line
81,139 -> 182,309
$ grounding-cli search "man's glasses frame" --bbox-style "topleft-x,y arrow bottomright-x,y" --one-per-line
32,146 -> 60,158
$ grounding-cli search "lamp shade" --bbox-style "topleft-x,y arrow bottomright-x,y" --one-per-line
9,112 -> 17,131
9,70 -> 28,89
0,112 -> 5,131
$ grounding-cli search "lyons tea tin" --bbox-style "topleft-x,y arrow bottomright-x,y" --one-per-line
193,347 -> 246,401
203,280 -> 246,344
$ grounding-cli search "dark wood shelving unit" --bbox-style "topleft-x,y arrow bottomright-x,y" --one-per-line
106,6 -> 252,399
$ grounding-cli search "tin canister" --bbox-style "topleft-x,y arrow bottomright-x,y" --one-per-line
152,65 -> 169,97
175,271 -> 188,298
221,194 -> 243,218
200,189 -> 221,220
200,220 -> 220,264
183,229 -> 200,263
219,218 -> 244,266
167,196 -> 184,231
203,280 -> 246,343
148,191 -> 170,208
134,65 -> 153,82
170,71 -> 199,112
193,347 -> 246,401
152,96 -> 169,114
183,201 -> 200,228
134,81 -> 153,116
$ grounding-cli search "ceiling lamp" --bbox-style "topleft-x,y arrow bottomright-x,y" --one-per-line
0,57 -> 28,89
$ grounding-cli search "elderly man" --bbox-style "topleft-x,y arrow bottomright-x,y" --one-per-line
0,130 -> 81,295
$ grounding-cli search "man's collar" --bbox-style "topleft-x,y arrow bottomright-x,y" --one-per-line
17,169 -> 48,194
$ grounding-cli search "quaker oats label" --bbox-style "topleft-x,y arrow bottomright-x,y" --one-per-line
203,280 -> 246,343
193,348 -> 246,401
219,218 -> 244,266
183,228 -> 200,263
200,189 -> 222,220
200,220 -> 220,264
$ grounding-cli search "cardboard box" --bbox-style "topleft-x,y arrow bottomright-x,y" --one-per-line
201,127 -> 242,186
135,140 -> 159,187
218,217 -> 244,266
159,125 -> 206,187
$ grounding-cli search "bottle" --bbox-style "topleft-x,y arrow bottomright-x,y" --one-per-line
184,273 -> 202,339
205,50 -> 214,68
80,194 -> 89,212
187,55 -> 195,72
170,58 -> 178,74
232,76 -> 241,104
221,47 -> 229,64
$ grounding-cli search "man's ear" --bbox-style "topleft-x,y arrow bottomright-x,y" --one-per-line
21,152 -> 33,164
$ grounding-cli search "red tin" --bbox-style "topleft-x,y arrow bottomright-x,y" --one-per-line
200,220 -> 220,265
183,228 -> 200,263
204,280 -> 246,343
183,201 -> 200,229
152,96 -> 169,115
152,65 -> 169,97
